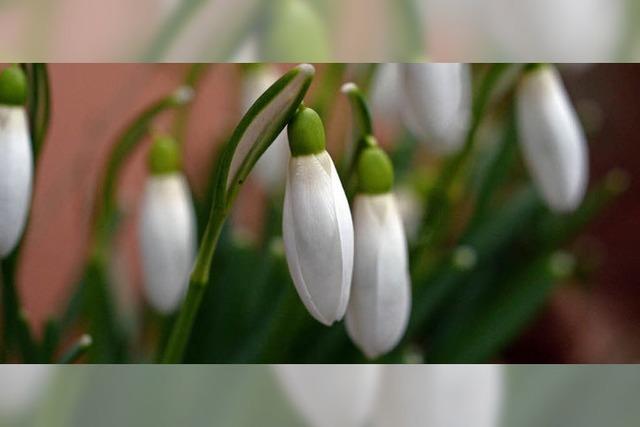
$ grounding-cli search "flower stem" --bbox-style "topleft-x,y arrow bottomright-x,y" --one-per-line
161,204 -> 228,363
411,64 -> 513,261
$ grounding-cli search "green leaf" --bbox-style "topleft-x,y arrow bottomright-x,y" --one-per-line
223,63 -> 315,207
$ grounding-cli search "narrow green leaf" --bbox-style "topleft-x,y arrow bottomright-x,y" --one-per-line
223,63 -> 315,207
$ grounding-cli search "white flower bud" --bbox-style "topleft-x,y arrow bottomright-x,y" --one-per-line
372,365 -> 504,427
401,63 -> 471,154
516,66 -> 588,213
273,365 -> 381,427
139,173 -> 196,313
242,67 -> 289,192
0,365 -> 50,419
283,150 -> 354,325
0,106 -> 32,258
346,194 -> 411,358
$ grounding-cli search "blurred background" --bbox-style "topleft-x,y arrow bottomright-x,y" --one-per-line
0,0 -> 640,61
3,63 -> 638,363
1,364 -> 640,427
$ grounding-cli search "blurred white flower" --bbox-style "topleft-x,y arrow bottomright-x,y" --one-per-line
0,365 -> 50,419
516,65 -> 588,213
401,63 -> 471,154
370,63 -> 403,130
139,172 -> 196,313
273,365 -> 381,427
283,107 -> 353,326
0,105 -> 32,258
242,66 -> 289,192
481,0 -> 624,61
371,365 -> 504,427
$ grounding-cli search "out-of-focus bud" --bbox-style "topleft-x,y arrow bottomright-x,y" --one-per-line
346,144 -> 411,358
242,66 -> 289,192
139,137 -> 196,313
401,63 -> 471,154
516,65 -> 588,213
372,365 -> 504,427
273,365 -> 381,427
283,107 -> 354,326
0,65 -> 32,258
0,365 -> 50,420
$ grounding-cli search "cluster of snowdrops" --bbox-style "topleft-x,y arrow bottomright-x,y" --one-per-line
0,62 -> 596,362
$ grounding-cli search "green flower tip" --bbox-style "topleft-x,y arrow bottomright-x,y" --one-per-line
149,136 -> 182,175
287,106 -> 326,157
357,145 -> 394,194
0,65 -> 28,106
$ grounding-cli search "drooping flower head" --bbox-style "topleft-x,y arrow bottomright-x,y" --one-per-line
0,65 -> 33,258
346,140 -> 411,358
139,136 -> 196,313
516,64 -> 588,213
282,106 -> 354,326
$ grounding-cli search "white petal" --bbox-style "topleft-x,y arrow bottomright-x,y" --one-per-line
242,67 -> 290,192
517,66 -> 588,213
283,151 -> 353,325
372,365 -> 504,427
0,107 -> 33,258
346,194 -> 411,358
0,365 -> 50,418
273,364 -> 381,427
139,173 -> 196,313
401,63 -> 471,154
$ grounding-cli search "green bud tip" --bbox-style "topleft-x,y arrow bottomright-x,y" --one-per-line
0,65 -> 28,106
149,136 -> 182,175
287,106 -> 326,156
357,143 -> 394,194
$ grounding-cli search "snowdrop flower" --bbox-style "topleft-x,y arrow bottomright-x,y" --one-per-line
401,63 -> 471,154
273,364 -> 381,427
0,65 -> 32,258
283,106 -> 353,326
516,65 -> 588,213
346,142 -> 411,358
372,365 -> 504,427
139,136 -> 196,313
0,365 -> 50,419
242,66 -> 289,192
